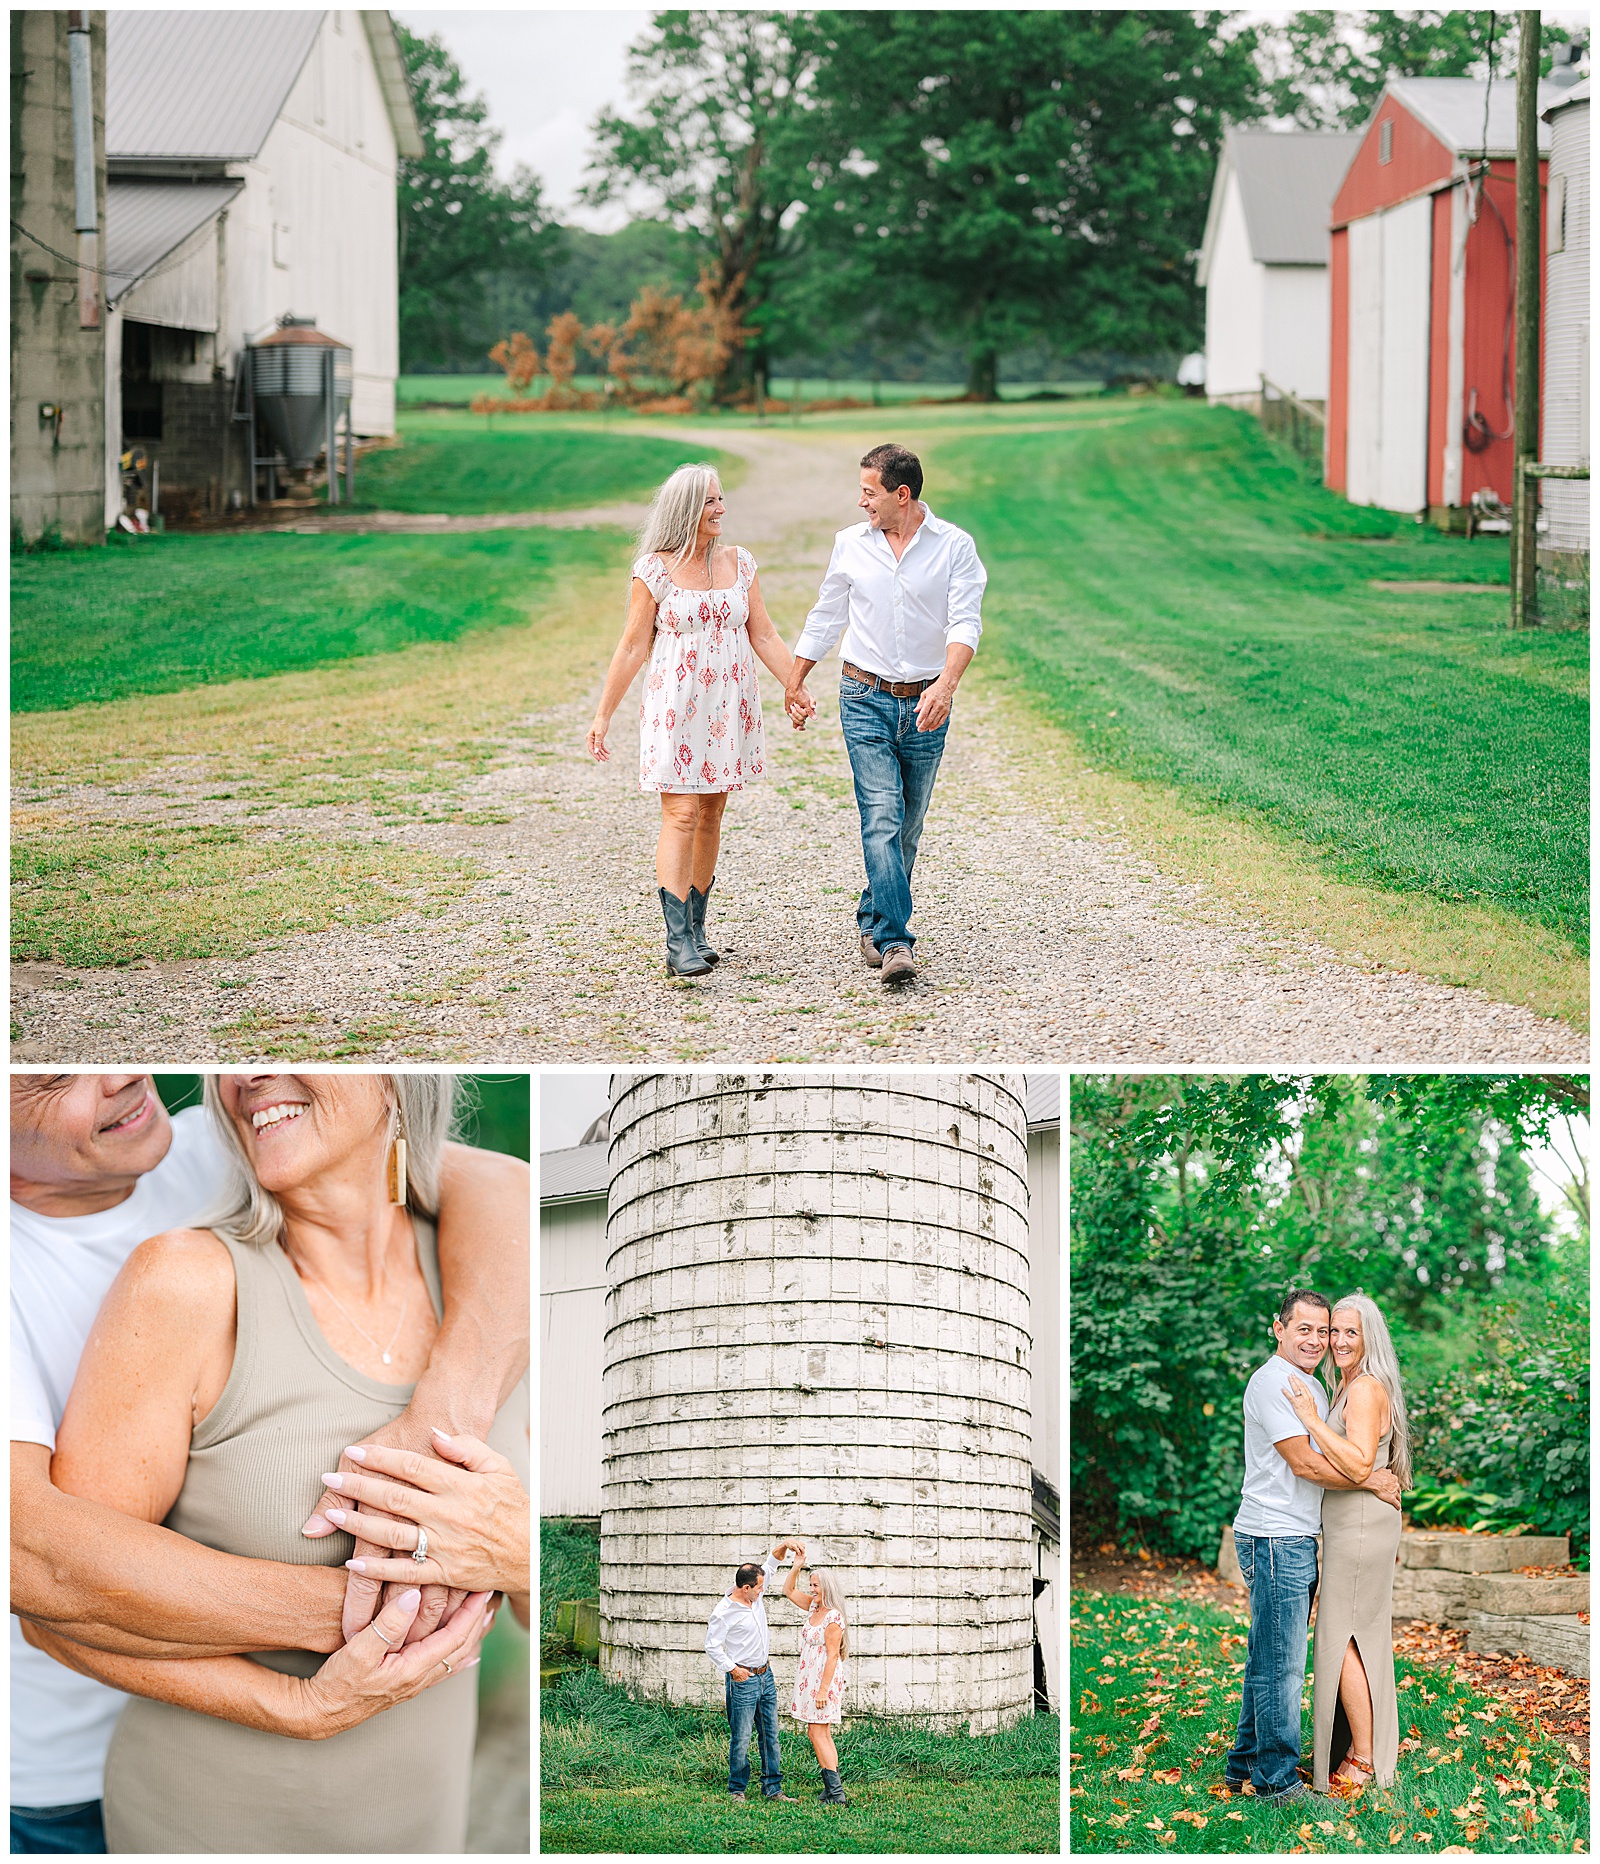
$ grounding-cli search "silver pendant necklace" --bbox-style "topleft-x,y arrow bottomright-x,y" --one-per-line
298,1266 -> 410,1366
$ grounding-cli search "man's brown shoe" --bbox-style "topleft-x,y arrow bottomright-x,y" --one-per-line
880,946 -> 917,984
860,933 -> 882,968
765,1792 -> 799,1802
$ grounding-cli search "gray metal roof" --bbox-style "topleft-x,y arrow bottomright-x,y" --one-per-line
104,177 -> 242,305
1228,130 -> 1361,264
541,1142 -> 610,1205
1024,1073 -> 1060,1131
107,11 -> 326,160
1544,78 -> 1590,121
1387,77 -> 1557,159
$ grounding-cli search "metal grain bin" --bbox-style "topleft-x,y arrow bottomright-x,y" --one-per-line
248,317 -> 351,470
600,1072 -> 1034,1732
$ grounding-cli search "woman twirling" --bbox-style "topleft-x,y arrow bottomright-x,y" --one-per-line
586,462 -> 807,978
1283,1292 -> 1411,1794
781,1551 -> 851,1806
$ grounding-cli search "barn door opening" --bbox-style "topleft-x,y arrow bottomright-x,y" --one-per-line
1345,194 -> 1433,513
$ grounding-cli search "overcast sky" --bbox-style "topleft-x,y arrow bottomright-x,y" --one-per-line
539,1071 -> 611,1152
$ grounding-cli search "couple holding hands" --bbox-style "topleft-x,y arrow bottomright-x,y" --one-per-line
586,443 -> 988,986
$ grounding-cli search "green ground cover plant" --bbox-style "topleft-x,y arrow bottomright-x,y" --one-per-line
931,401 -> 1589,949
353,414 -> 735,512
1070,1593 -> 1589,1855
539,1518 -> 1058,1853
11,527 -> 625,713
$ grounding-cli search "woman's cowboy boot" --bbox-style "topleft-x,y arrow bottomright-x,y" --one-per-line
820,1768 -> 850,1805
688,877 -> 720,966
659,887 -> 712,978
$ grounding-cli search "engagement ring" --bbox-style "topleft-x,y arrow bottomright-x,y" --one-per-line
412,1526 -> 429,1564
440,1657 -> 453,1675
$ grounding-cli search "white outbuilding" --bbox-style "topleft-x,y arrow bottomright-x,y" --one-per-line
102,10 -> 420,523
1540,79 -> 1589,574
1197,128 -> 1360,408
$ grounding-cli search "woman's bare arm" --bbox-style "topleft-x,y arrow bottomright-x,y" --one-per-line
1288,1376 -> 1387,1483
745,571 -> 798,689
587,580 -> 658,757
816,1621 -> 842,1704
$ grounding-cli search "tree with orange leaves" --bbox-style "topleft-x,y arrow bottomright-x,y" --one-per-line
543,311 -> 586,404
488,329 -> 541,395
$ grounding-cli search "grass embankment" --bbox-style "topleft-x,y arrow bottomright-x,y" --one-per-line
539,1519 -> 1060,1854
1070,1592 -> 1589,1855
927,400 -> 1588,1019
355,413 -> 736,513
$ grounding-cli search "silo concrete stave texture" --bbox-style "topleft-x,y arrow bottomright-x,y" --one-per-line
600,1073 -> 1033,1733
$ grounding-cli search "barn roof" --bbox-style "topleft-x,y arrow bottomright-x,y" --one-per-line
1543,78 -> 1590,121
1198,129 -> 1360,283
106,11 -> 421,163
541,1142 -> 610,1205
1025,1073 -> 1060,1131
1385,77 -> 1557,160
104,177 -> 241,305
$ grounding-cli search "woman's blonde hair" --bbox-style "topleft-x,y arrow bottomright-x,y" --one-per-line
806,1567 -> 851,1658
201,1075 -> 457,1247
1326,1291 -> 1413,1489
637,461 -> 722,576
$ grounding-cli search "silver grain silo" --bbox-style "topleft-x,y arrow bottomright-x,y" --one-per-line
246,317 -> 354,503
600,1073 -> 1034,1733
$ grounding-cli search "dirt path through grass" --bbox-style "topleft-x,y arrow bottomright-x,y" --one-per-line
11,420 -> 1586,1063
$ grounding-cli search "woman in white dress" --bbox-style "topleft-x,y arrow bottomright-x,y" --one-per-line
781,1553 -> 851,1806
586,462 -> 809,977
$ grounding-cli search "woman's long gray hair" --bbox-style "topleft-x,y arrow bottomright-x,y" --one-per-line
637,462 -> 721,576
1326,1292 -> 1413,1488
201,1076 -> 457,1248
807,1567 -> 851,1658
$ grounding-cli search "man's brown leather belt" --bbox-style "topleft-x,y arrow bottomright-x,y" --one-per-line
740,1663 -> 770,1676
842,660 -> 937,698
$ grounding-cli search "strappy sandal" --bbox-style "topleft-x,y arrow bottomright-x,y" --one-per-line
1333,1755 -> 1375,1788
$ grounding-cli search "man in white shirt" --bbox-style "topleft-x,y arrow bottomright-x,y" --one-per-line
786,442 -> 987,986
9,1072 -> 529,1854
1223,1290 -> 1402,1805
704,1540 -> 804,1802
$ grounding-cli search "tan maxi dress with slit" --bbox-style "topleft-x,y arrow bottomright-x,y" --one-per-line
1311,1377 -> 1400,1791
102,1218 -> 529,1854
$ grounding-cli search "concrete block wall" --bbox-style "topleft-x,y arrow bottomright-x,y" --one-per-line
600,1073 -> 1035,1732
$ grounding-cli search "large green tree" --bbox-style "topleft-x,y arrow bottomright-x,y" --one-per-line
798,10 -> 1266,397
581,11 -> 823,395
1070,1074 -> 1584,1561
397,24 -> 561,371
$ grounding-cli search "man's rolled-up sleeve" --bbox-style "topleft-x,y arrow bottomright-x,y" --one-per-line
944,533 -> 987,653
793,537 -> 853,663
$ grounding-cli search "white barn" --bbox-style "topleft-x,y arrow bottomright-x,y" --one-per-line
540,1074 -> 1061,1712
102,10 -> 420,523
1541,80 -> 1589,571
1197,129 -> 1360,407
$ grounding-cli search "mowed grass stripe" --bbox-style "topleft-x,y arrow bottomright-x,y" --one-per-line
1070,1593 -> 1588,1855
932,403 -> 1588,947
11,527 -> 629,713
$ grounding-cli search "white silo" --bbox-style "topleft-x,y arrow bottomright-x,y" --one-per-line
599,1072 -> 1034,1734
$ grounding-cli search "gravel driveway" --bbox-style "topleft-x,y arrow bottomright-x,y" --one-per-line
12,422 -> 1586,1065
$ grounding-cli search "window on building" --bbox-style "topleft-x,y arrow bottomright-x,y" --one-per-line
121,321 -> 163,440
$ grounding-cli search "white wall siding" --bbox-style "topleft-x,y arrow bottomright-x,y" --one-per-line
1204,173 -> 1266,400
1026,1126 -> 1060,1496
540,1197 -> 608,1518
600,1073 -> 1035,1732
1543,99 -> 1589,554
1347,196 -> 1433,512
1262,264 -> 1333,401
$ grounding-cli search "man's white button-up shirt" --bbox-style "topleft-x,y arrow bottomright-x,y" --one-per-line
705,1553 -> 780,1675
793,505 -> 987,683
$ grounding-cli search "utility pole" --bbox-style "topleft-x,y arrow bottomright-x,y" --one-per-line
1511,9 -> 1542,627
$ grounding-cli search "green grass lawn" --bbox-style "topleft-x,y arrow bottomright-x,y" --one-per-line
354,412 -> 735,513
11,526 -> 629,712
1070,1592 -> 1589,1855
930,401 -> 1589,951
540,1519 -> 1059,1853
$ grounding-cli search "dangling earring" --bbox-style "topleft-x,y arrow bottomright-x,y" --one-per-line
387,1118 -> 408,1206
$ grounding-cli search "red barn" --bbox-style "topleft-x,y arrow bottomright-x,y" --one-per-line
1326,77 -> 1555,521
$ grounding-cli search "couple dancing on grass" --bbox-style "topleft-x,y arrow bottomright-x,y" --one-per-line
1227,1289 -> 1413,1804
585,445 -> 987,986
703,1540 -> 851,1808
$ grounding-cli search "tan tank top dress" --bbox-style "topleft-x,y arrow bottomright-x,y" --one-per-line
102,1218 -> 529,1854
1311,1379 -> 1400,1791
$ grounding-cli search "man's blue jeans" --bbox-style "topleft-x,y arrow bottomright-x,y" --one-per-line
10,1800 -> 107,1854
725,1667 -> 782,1797
1225,1532 -> 1319,1796
838,675 -> 950,954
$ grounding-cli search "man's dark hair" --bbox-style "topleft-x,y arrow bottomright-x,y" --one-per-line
861,442 -> 923,500
1278,1287 -> 1331,1325
734,1562 -> 763,1590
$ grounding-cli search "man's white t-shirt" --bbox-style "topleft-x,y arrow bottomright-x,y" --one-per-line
1232,1352 -> 1330,1539
10,1105 -> 227,1808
